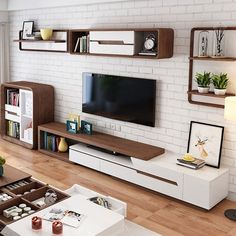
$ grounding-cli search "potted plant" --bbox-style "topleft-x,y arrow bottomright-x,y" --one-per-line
0,156 -> 6,176
211,73 -> 228,95
195,72 -> 211,93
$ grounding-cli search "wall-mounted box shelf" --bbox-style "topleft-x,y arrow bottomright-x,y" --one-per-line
69,28 -> 174,59
188,27 -> 236,108
14,30 -> 69,53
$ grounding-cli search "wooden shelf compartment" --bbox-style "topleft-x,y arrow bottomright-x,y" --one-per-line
14,30 -> 69,53
38,122 -> 165,161
69,28 -> 174,59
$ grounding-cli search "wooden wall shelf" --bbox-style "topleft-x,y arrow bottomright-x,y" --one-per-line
1,81 -> 54,149
14,30 -> 69,53
69,28 -> 174,59
187,90 -> 235,98
188,27 -> 236,108
38,122 -> 165,161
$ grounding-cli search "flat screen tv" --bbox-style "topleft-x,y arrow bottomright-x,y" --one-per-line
82,73 -> 156,127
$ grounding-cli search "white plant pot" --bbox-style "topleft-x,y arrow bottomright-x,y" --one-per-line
197,87 -> 209,94
214,88 -> 227,96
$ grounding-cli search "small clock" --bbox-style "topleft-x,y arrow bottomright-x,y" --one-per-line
144,34 -> 156,51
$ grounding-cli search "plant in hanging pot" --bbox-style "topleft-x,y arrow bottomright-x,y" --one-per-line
195,71 -> 211,93
0,156 -> 6,177
211,73 -> 229,95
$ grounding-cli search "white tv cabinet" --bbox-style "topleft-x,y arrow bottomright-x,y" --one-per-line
69,143 -> 229,210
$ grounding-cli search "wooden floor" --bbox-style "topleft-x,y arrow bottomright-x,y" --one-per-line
0,138 -> 236,236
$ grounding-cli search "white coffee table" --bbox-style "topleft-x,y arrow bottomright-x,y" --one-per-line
1,195 -> 124,236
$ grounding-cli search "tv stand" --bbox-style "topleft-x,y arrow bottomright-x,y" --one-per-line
86,145 -> 122,156
38,122 -> 229,210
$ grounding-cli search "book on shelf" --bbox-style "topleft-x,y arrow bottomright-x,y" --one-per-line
7,121 -> 20,139
176,158 -> 205,170
74,37 -> 80,52
44,132 -> 61,152
6,89 -> 19,106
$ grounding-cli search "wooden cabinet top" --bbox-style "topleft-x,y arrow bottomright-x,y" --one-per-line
39,122 -> 165,160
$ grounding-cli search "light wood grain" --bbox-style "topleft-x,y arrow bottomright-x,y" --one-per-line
0,137 -> 235,235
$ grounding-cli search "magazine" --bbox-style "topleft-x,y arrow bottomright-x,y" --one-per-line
43,207 -> 86,228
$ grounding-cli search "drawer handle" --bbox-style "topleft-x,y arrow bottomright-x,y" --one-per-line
137,170 -> 178,186
91,40 -> 133,45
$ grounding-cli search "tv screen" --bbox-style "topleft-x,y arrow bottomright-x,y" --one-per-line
82,73 -> 156,127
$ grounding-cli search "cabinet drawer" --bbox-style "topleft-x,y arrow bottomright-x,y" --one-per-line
90,31 -> 135,44
5,104 -> 20,115
65,184 -> 127,216
5,111 -> 20,123
69,149 -> 100,171
100,161 -> 183,200
90,42 -> 134,55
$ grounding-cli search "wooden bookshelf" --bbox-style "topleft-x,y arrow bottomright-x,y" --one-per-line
38,122 -> 165,161
1,81 -> 54,149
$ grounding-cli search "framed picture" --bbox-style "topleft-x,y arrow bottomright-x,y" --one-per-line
81,120 -> 93,135
68,113 -> 80,130
22,21 -> 34,39
66,120 -> 77,134
187,121 -> 224,168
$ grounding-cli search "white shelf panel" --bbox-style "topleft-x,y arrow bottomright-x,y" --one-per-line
5,112 -> 20,123
5,104 -> 20,115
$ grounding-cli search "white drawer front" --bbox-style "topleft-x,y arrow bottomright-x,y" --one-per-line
69,149 -> 100,171
65,184 -> 127,216
100,161 -> 183,200
5,104 -> 20,115
90,42 -> 134,55
90,31 -> 135,44
5,111 -> 20,123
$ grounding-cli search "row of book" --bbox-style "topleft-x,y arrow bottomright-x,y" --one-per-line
176,158 -> 205,169
74,35 -> 89,53
6,89 -> 19,106
7,121 -> 20,139
44,132 -> 60,152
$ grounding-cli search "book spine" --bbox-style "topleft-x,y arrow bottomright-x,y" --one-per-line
44,132 -> 48,150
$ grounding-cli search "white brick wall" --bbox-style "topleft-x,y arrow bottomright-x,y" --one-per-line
8,0 -> 236,200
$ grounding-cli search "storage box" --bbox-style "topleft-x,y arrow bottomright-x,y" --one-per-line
65,184 -> 127,217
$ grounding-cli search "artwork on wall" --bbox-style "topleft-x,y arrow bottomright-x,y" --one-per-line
187,121 -> 224,168
22,21 -> 34,39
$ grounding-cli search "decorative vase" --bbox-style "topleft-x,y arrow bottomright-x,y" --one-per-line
197,87 -> 209,94
198,30 -> 209,57
0,166 -> 4,177
58,137 -> 68,152
40,28 -> 53,40
214,88 -> 226,96
212,28 -> 225,57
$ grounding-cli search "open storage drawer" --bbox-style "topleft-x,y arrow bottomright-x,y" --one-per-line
65,184 -> 127,217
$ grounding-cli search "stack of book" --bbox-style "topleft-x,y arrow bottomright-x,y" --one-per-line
74,35 -> 90,53
44,132 -> 60,152
176,157 -> 205,169
7,121 -> 20,139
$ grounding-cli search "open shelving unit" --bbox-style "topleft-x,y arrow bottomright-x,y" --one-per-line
188,27 -> 236,108
1,81 -> 54,149
14,30 -> 69,53
69,28 -> 174,59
